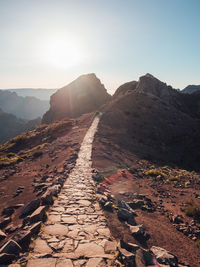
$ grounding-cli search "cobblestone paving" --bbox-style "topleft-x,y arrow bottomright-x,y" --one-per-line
27,115 -> 117,267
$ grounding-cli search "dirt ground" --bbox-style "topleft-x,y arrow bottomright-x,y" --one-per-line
0,112 -> 94,248
92,138 -> 200,267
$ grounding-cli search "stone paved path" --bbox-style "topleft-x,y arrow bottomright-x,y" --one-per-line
27,115 -> 117,267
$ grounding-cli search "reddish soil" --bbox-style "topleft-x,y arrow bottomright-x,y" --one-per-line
0,112 -> 94,248
92,140 -> 200,267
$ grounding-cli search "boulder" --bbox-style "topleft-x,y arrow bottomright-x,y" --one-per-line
117,208 -> 136,225
0,230 -> 6,241
13,230 -> 32,250
5,224 -> 18,234
2,207 -> 15,217
129,224 -> 146,236
14,222 -> 41,250
0,240 -> 21,255
104,241 -> 117,253
20,199 -> 40,217
151,246 -> 178,266
120,240 -> 140,253
135,249 -> 154,267
29,221 -> 42,235
41,185 -> 61,205
29,206 -> 47,224
0,253 -> 16,264
128,200 -> 145,209
172,215 -> 184,224
117,247 -> 135,266
0,217 -> 11,229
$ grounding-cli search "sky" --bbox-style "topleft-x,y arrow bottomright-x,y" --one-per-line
0,0 -> 199,94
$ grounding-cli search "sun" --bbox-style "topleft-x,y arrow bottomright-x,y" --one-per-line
43,38 -> 85,69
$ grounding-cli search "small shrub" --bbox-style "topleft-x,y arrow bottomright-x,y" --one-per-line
184,200 -> 200,219
195,239 -> 200,248
145,169 -> 167,179
94,172 -> 104,183
185,181 -> 191,187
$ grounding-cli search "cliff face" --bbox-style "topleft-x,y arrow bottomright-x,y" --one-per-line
42,73 -> 111,123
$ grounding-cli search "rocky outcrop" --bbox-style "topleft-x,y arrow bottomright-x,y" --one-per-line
135,73 -> 175,97
112,74 -> 200,120
113,81 -> 137,98
182,85 -> 200,94
42,73 -> 111,123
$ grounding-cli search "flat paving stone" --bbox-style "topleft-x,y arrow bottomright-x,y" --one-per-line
56,259 -> 73,267
27,258 -> 57,267
44,224 -> 69,236
33,238 -> 52,254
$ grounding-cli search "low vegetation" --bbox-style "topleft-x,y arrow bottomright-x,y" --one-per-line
184,200 -> 200,219
195,239 -> 200,248
145,169 -> 167,179
144,165 -> 197,188
0,153 -> 23,168
0,118 -> 74,168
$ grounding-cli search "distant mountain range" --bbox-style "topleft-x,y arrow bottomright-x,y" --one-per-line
0,89 -> 53,143
5,88 -> 57,101
0,90 -> 50,120
0,108 -> 41,144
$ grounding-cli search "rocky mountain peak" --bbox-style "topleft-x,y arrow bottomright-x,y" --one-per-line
42,73 -> 111,123
136,73 -> 173,97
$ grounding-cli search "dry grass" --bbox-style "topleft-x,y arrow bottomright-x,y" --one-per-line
0,118 -> 74,168
184,200 -> 200,219
145,169 -> 167,179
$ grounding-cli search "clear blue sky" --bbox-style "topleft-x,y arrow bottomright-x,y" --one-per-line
0,0 -> 199,93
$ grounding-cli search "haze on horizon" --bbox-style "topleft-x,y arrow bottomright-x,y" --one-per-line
0,0 -> 199,94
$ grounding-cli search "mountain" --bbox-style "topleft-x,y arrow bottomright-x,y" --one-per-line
182,85 -> 200,94
0,108 -> 41,144
113,73 -> 200,119
42,73 -> 111,123
0,90 -> 49,120
6,88 -> 57,101
95,74 -> 200,171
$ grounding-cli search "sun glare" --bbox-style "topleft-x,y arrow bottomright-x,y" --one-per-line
43,38 -> 85,69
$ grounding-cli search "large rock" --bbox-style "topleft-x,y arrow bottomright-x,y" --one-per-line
120,240 -> 140,253
135,249 -> 154,267
29,206 -> 47,224
151,246 -> 178,266
129,224 -> 146,236
0,230 -> 6,240
0,253 -> 16,264
20,199 -> 40,217
117,247 -> 135,266
0,217 -> 11,229
42,73 -> 111,123
2,207 -> 15,217
0,240 -> 21,255
13,222 -> 41,250
41,185 -> 61,205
